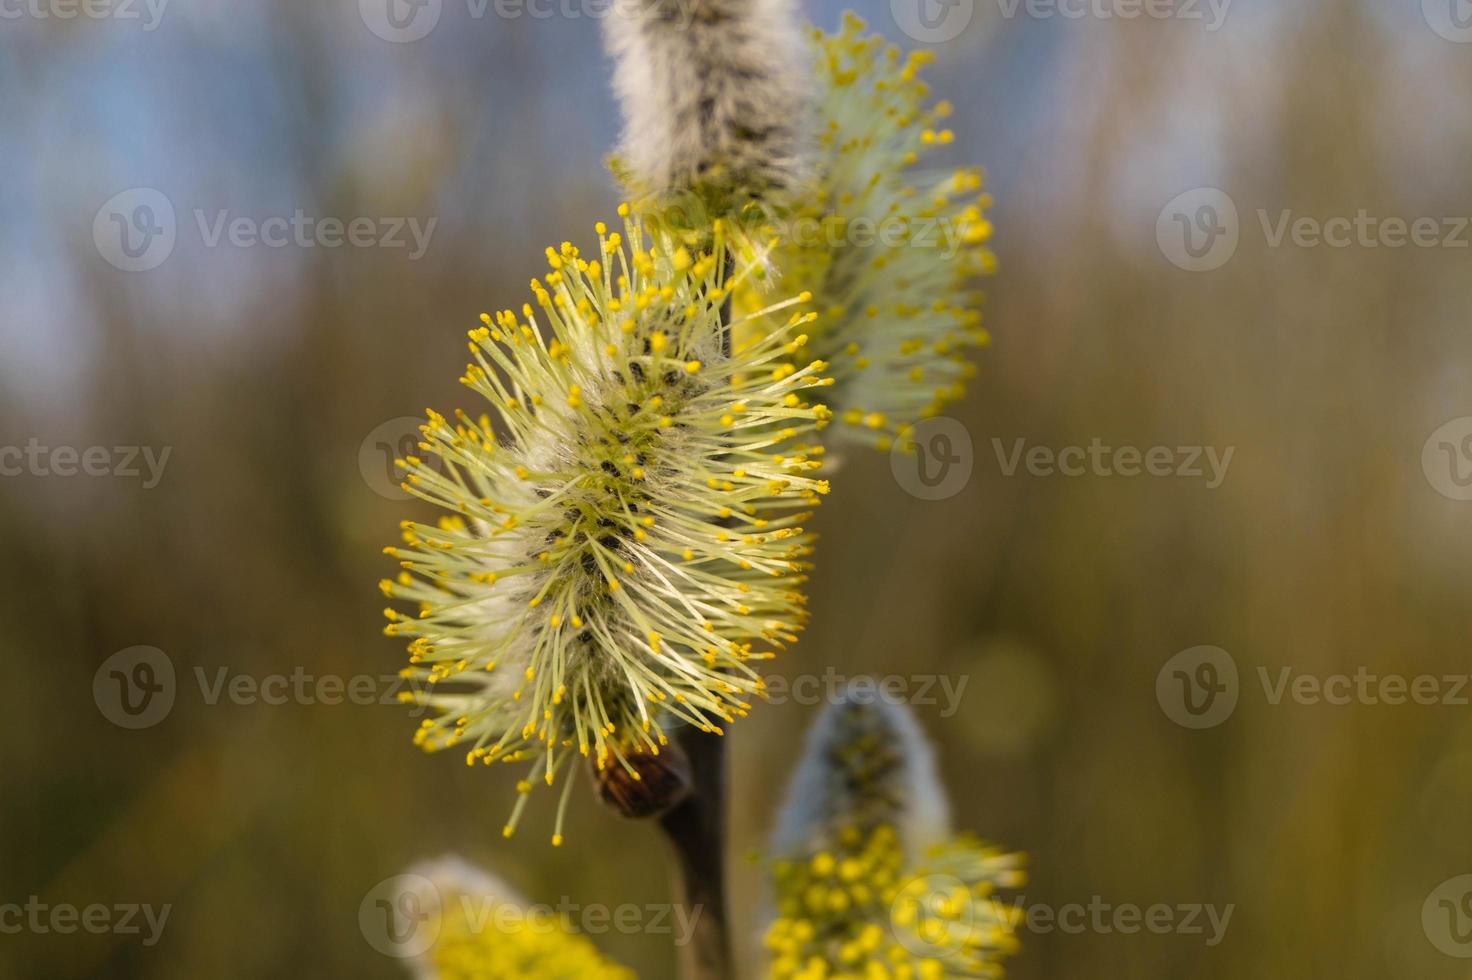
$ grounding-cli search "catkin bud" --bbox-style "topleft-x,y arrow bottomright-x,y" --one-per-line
763,682 -> 1026,978
604,0 -> 811,204
770,679 -> 950,864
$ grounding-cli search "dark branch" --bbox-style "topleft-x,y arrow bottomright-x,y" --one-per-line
658,726 -> 733,980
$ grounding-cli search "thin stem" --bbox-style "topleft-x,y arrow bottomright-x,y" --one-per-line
659,726 -> 732,980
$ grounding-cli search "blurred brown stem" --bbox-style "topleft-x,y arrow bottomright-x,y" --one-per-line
658,726 -> 732,980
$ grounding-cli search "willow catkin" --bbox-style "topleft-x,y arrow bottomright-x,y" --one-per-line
604,0 -> 811,202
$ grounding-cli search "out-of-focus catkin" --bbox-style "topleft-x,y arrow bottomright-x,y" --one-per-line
604,0 -> 812,204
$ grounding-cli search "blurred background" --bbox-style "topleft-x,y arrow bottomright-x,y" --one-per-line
5,0 -> 1472,976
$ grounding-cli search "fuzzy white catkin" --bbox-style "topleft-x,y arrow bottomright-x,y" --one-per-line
770,679 -> 951,866
604,0 -> 811,200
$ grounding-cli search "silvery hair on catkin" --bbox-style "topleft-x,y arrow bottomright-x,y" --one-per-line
604,0 -> 812,201
770,680 -> 951,865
